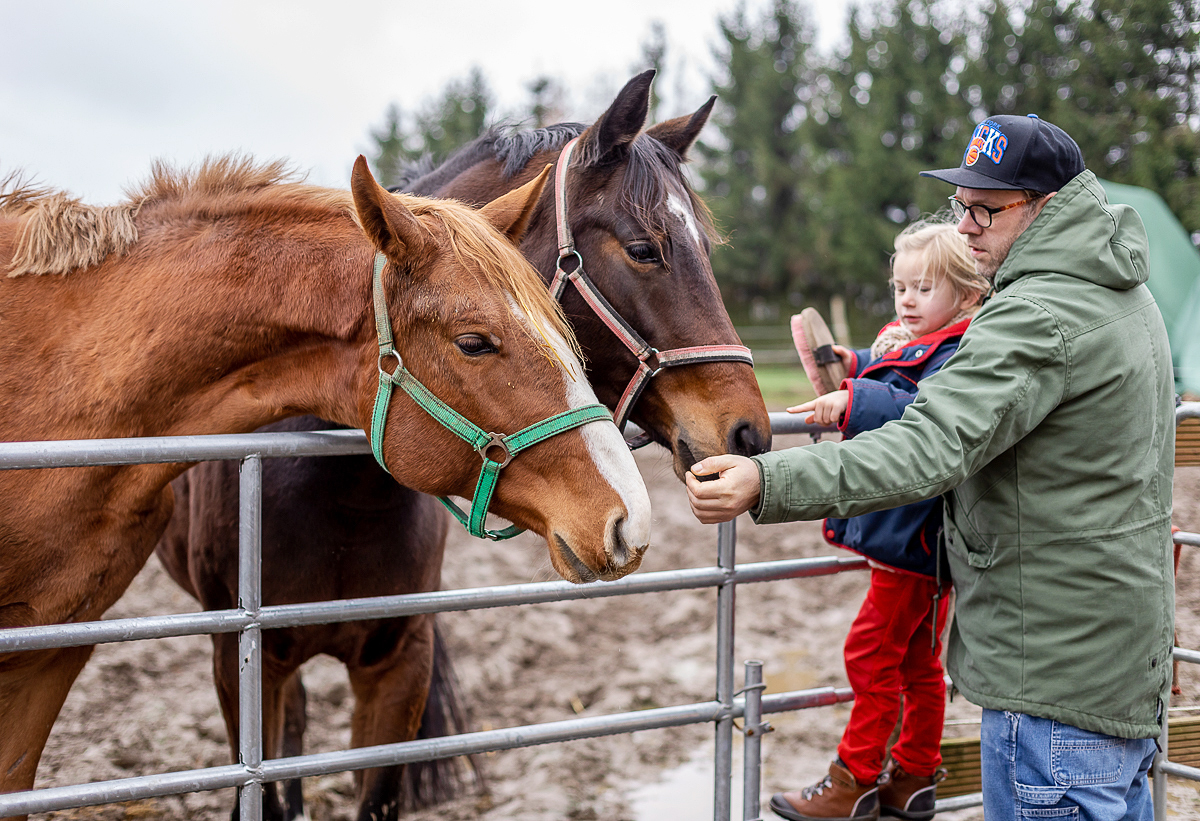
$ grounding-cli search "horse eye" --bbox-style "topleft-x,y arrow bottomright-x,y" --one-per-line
625,242 -> 661,265
455,334 -> 496,357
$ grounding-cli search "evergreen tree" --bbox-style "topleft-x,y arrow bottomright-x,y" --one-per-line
526,75 -> 567,128
369,103 -> 408,190
638,21 -> 668,122
964,0 -> 1200,231
697,0 -> 1200,308
1055,0 -> 1200,230
701,0 -> 819,301
411,67 -> 494,164
806,0 -> 970,307
367,68 -> 495,187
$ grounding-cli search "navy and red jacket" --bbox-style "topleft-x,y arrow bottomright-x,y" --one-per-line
823,317 -> 970,578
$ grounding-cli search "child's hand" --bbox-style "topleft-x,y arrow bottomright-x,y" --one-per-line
787,389 -> 849,427
831,345 -> 855,372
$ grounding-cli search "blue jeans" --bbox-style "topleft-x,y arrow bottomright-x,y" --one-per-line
980,709 -> 1157,820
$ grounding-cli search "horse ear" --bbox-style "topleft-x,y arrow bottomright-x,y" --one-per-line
645,96 -> 716,159
350,155 -> 428,260
479,164 -> 552,243
578,69 -> 655,166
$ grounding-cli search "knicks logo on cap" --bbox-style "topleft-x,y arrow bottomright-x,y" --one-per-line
964,121 -> 1008,166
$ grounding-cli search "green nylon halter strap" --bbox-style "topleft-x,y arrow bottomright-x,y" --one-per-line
369,252 -> 614,540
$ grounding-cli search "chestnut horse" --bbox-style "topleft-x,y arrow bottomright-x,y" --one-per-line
0,155 -> 652,820
156,71 -> 769,821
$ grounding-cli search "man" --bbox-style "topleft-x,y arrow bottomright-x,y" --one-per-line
689,114 -> 1175,821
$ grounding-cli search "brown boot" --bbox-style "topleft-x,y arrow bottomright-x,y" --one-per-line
878,764 -> 945,821
769,760 -> 879,821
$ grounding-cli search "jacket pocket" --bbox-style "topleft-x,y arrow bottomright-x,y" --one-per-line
945,513 -> 995,569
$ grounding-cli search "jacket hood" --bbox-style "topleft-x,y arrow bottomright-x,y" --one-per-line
993,169 -> 1149,292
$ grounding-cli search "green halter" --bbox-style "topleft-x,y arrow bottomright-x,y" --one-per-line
369,253 -> 613,540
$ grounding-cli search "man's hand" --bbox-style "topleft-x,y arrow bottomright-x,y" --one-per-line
788,389 -> 849,427
686,454 -> 762,524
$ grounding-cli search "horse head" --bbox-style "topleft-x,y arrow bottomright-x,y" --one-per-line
349,157 -> 651,582
521,71 -> 772,480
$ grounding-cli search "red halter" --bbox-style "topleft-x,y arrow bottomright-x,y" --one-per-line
548,137 -> 755,449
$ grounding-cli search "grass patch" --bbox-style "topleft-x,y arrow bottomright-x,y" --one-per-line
755,364 -> 817,411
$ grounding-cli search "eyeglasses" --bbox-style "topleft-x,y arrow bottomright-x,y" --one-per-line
948,194 -> 1043,228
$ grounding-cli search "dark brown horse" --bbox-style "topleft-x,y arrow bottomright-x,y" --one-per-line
156,71 -> 770,821
0,155 -> 653,821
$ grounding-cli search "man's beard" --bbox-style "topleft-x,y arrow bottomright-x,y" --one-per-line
976,205 -> 1040,283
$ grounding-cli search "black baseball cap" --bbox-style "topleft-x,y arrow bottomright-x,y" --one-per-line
920,114 -> 1085,192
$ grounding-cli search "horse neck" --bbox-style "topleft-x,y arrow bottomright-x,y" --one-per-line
144,217 -> 374,438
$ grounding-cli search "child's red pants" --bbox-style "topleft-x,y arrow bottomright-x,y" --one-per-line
836,566 -> 948,784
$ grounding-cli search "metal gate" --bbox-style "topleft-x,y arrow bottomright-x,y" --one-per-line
1,405 -> 1198,820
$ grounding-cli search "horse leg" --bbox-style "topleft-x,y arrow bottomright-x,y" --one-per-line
214,632 -> 291,821
279,670 -> 307,821
411,620 -> 478,804
0,645 -> 94,821
346,614 -> 436,821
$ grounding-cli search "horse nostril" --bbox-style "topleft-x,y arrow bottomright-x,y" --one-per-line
675,438 -> 697,469
607,515 -> 630,568
729,420 -> 768,457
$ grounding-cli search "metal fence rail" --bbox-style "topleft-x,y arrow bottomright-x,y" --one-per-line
2,404 -> 1198,820
0,412 -> 860,821
1154,396 -> 1200,821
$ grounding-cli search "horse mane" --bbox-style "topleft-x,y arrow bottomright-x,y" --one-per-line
397,123 -> 585,194
399,192 -> 580,364
0,157 -> 578,362
0,155 -> 315,278
596,134 -> 720,250
1,170 -> 141,277
398,122 -> 718,250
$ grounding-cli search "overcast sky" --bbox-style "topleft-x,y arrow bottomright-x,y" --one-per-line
2,0 -> 852,204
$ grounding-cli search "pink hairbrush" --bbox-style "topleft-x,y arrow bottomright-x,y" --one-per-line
791,308 -> 846,395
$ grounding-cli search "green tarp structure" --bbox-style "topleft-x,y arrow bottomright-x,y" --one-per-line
1100,179 -> 1200,398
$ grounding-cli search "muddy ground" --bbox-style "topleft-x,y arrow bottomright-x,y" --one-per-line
30,438 -> 1200,821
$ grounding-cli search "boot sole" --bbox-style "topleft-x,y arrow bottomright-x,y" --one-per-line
880,805 -> 934,821
770,794 -> 878,821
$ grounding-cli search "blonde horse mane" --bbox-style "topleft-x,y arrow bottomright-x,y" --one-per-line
1,170 -> 140,277
0,156 -> 302,278
395,192 -> 581,364
0,158 -> 579,361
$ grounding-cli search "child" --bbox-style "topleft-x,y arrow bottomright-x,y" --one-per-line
770,218 -> 989,821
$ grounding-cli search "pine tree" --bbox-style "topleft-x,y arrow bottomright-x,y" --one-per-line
369,103 -> 408,190
701,0 -> 819,301
526,76 -> 567,128
807,0 -> 970,306
638,21 -> 668,122
1057,0 -> 1200,230
366,68 -> 495,187
966,0 -> 1200,231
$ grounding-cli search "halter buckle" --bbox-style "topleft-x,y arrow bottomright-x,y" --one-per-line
378,349 -> 403,380
556,249 -> 583,276
476,432 -> 514,468
640,347 -> 664,377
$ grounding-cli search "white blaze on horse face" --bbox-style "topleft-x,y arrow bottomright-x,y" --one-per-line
668,192 -> 702,247
509,298 -> 652,550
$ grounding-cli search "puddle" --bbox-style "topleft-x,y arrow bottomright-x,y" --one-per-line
628,744 -> 750,820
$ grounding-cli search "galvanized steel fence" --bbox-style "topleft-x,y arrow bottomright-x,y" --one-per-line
1154,398 -> 1200,821
1,404 -> 1198,821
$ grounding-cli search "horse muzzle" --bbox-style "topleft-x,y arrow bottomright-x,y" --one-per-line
551,512 -> 648,584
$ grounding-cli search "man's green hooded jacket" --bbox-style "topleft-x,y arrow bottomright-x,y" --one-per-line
752,170 -> 1175,738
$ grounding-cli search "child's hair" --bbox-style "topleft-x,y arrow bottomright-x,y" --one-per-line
890,213 -> 989,306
